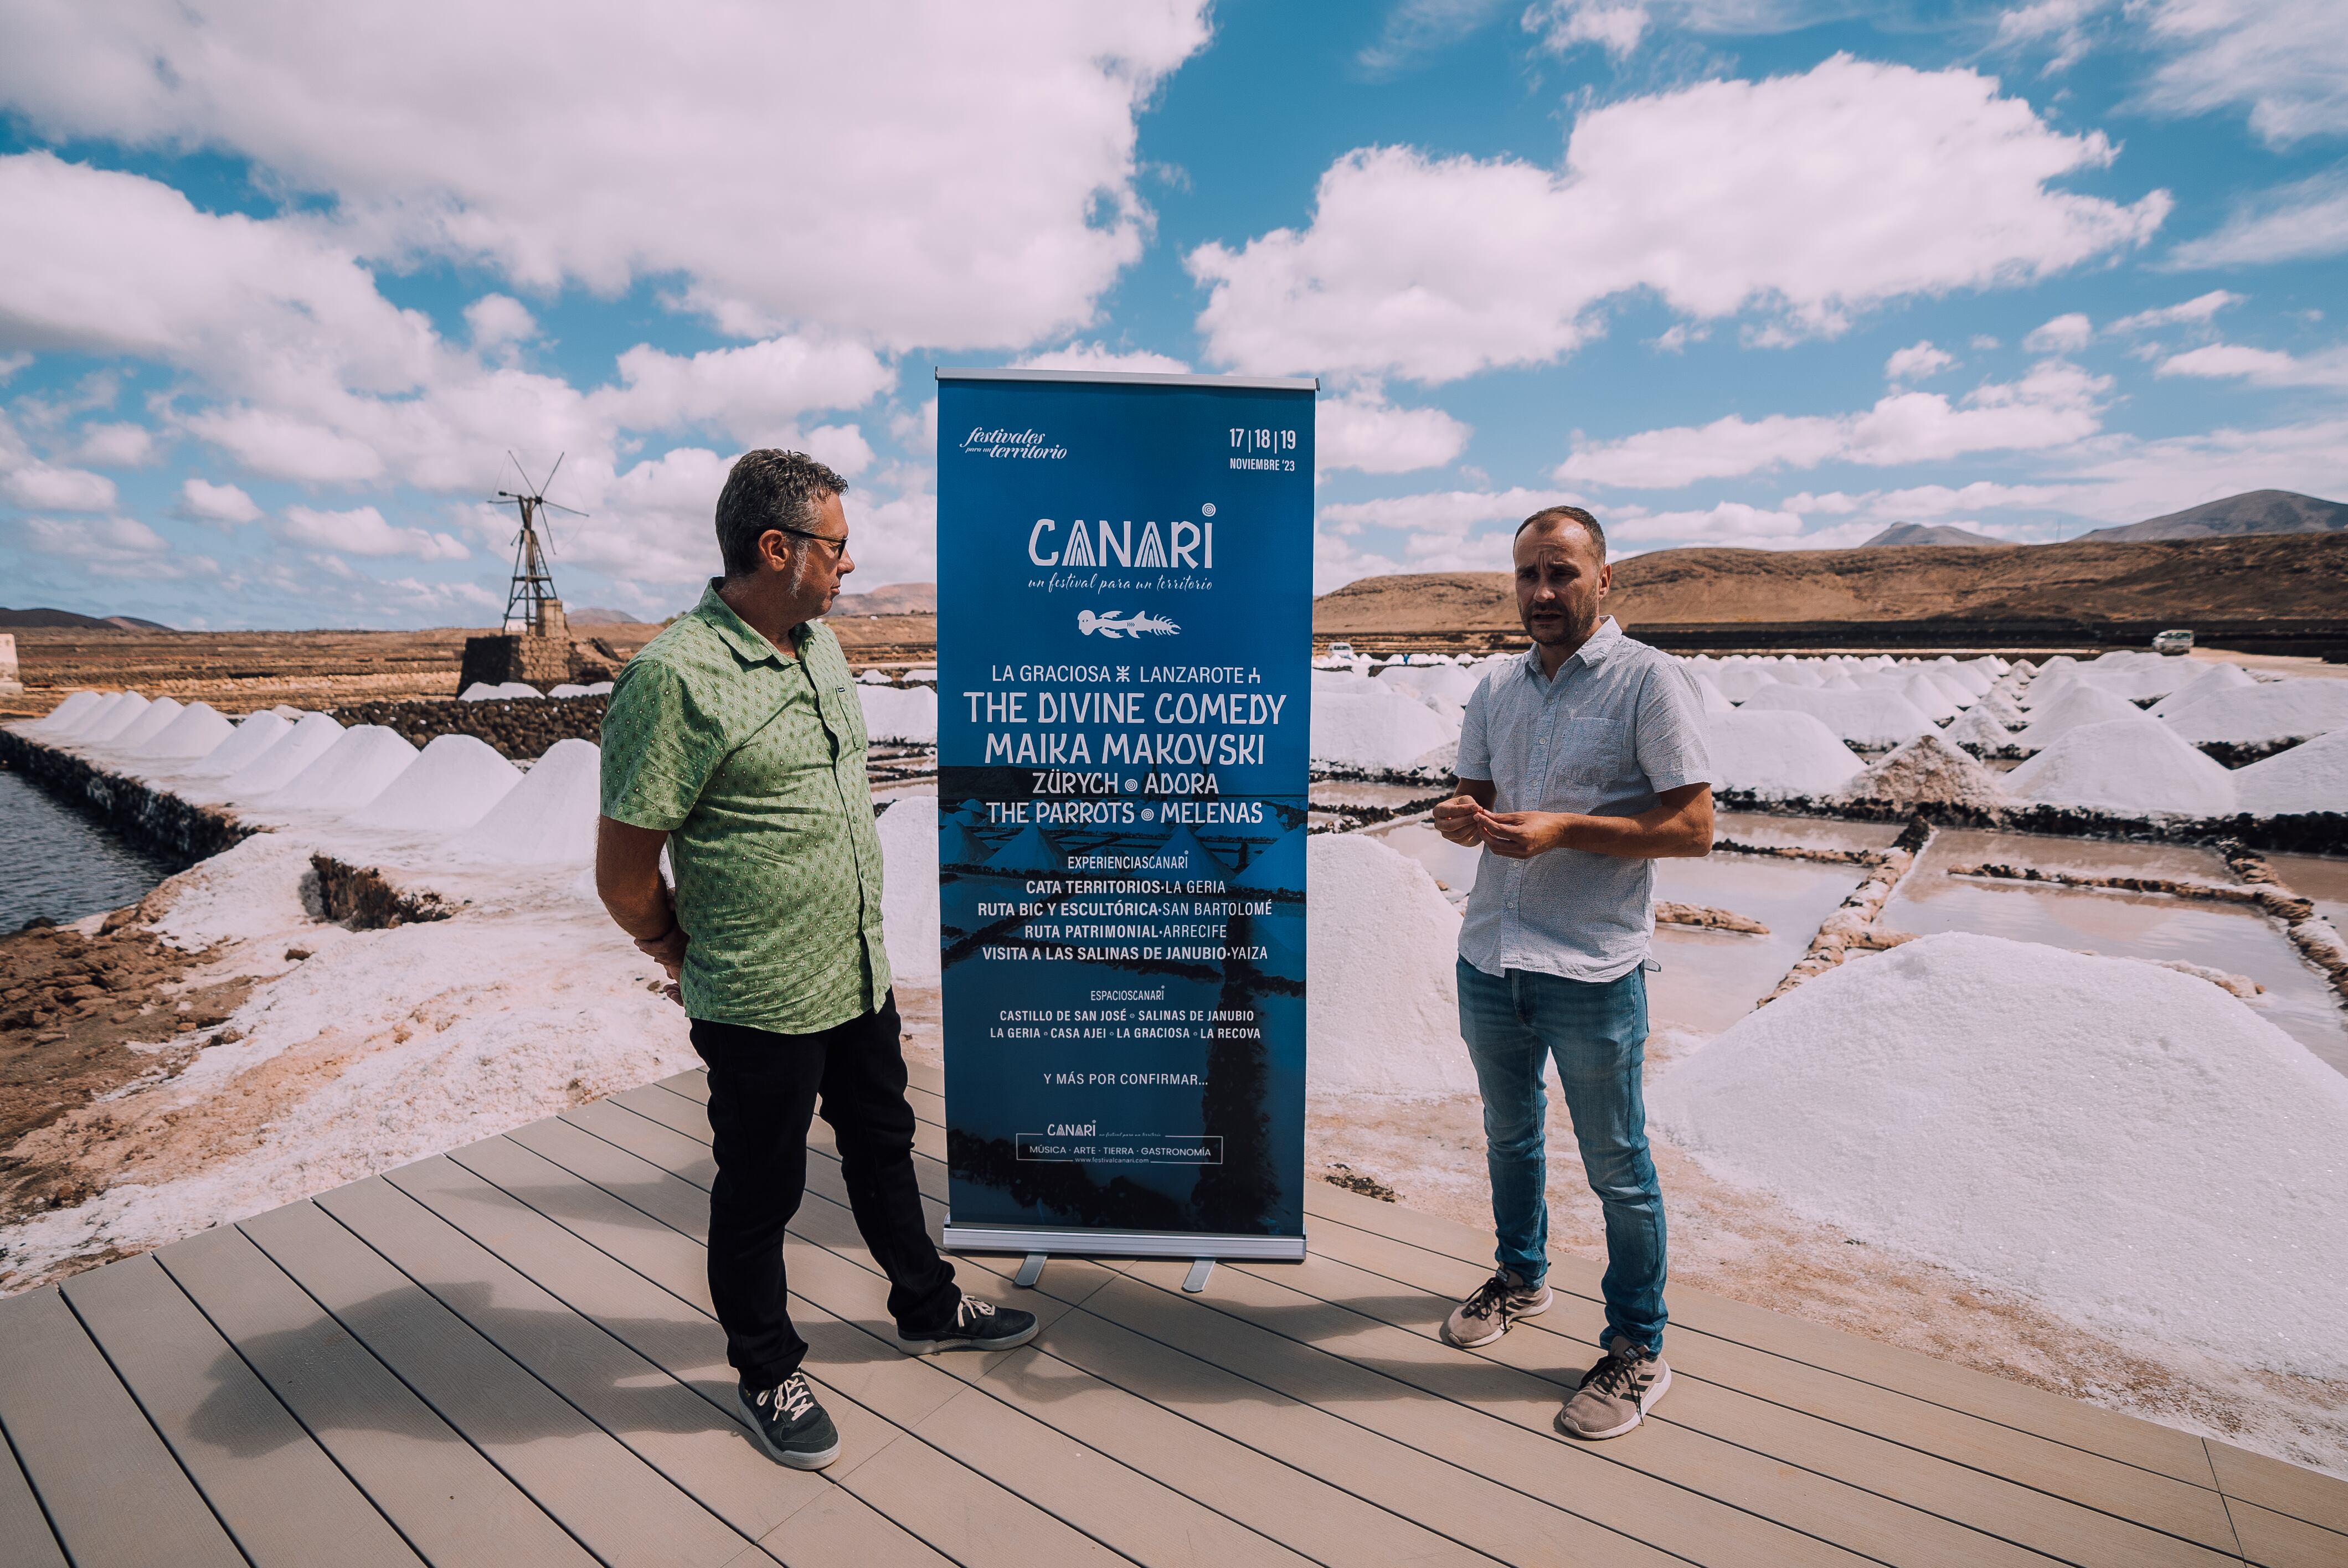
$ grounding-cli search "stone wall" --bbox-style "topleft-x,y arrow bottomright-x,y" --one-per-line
0,730 -> 250,865
325,695 -> 607,760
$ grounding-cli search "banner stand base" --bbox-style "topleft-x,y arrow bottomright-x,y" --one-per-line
1182,1259 -> 1216,1293
944,1221 -> 1306,1265
1013,1253 -> 1047,1289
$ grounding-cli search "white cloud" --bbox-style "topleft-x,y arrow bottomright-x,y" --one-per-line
2141,0 -> 2348,148
1971,334 -> 2002,350
1785,481 -> 2069,519
2106,290 -> 2241,333
10,514 -> 218,579
2169,168 -> 2348,269
601,337 -> 892,447
1357,0 -> 1513,76
1,459 -> 117,510
0,3 -> 1209,353
1188,55 -> 2167,383
1010,343 -> 1192,374
1884,341 -> 1955,381
66,421 -> 156,466
1557,359 -> 2109,486
1611,500 -> 1804,544
1992,0 -> 2105,73
280,504 -> 471,560
2156,342 -> 2348,389
1312,485 -> 1582,589
177,477 -> 262,526
1522,1 -> 1651,59
1317,392 -> 1471,474
2054,414 -> 2348,525
464,294 -> 537,349
1317,486 -> 1583,541
2023,312 -> 2092,352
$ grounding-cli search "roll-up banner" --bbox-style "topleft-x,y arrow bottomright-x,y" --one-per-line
935,368 -> 1316,1263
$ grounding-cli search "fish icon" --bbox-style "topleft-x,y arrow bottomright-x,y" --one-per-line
1077,610 -> 1180,638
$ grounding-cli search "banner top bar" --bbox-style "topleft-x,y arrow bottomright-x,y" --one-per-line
935,367 -> 1319,393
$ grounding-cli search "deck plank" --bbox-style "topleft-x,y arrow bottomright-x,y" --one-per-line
377,1150 -> 949,1567
2206,1438 -> 2348,1537
0,1286 -> 244,1568
2227,1497 -> 2347,1568
61,1252 -> 423,1567
157,1217 -> 596,1567
438,1133 -> 1134,1568
0,1416 -> 66,1568
1286,1205 -> 2244,1560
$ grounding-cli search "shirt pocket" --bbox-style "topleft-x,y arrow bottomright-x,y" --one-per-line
1546,715 -> 1630,804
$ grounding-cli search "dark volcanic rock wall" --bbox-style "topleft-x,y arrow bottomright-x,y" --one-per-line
325,695 -> 607,760
0,731 -> 251,864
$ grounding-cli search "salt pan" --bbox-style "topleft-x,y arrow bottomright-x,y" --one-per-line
858,683 -> 938,744
183,712 -> 291,779
1304,834 -> 1479,1098
30,690 -> 104,736
2162,681 -> 2348,747
2011,684 -> 2145,752
104,697 -> 184,752
74,692 -> 151,744
2231,731 -> 2348,817
1311,687 -> 1459,773
1831,733 -> 2006,810
132,702 -> 235,762
874,793 -> 941,983
351,733 -> 522,832
456,737 -> 603,863
2005,718 -> 2238,817
2148,661 -> 2255,719
1707,710 -> 1865,799
261,725 -> 421,814
1653,933 -> 2348,1375
1739,685 -> 1935,749
218,713 -> 346,800
1942,705 -> 2015,755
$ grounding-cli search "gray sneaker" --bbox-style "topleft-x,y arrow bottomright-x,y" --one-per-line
1441,1268 -> 1552,1348
738,1372 -> 842,1469
1556,1335 -> 1670,1440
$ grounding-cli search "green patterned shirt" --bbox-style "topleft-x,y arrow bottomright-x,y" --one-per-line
599,581 -> 891,1033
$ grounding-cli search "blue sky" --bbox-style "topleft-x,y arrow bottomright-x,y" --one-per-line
1,0 -> 2342,628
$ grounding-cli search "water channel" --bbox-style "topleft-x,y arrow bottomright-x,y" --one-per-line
0,769 -> 184,932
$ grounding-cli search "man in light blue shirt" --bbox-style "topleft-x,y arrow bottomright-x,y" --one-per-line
1430,505 -> 1715,1442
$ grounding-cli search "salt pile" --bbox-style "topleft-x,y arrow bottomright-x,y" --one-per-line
1830,733 -> 2006,809
874,793 -> 941,984
1739,685 -> 1935,749
2163,681 -> 2348,747
2148,661 -> 2255,719
260,725 -> 421,814
1690,673 -> 1734,715
858,683 -> 938,744
1304,833 -> 1479,1098
1653,933 -> 2348,1375
351,734 -> 522,832
182,711 -> 291,779
1897,673 -> 1960,722
1311,686 -> 1458,772
1943,706 -> 2016,755
132,701 -> 235,763
459,681 -> 543,702
1974,688 -> 2027,728
30,690 -> 104,736
2011,684 -> 2145,752
455,738 -> 603,863
2232,731 -> 2348,817
1706,710 -> 1865,799
858,669 -> 892,684
2005,719 -> 2238,817
1377,662 -> 1482,715
217,713 -> 346,800
74,692 -> 152,744
103,696 -> 184,752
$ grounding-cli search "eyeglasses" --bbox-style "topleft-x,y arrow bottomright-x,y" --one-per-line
771,524 -> 851,560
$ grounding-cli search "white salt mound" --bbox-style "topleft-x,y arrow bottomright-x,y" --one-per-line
2163,681 -> 2348,746
1832,733 -> 2007,809
2011,684 -> 2145,752
183,712 -> 291,779
74,692 -> 152,744
459,681 -> 543,702
218,713 -> 347,800
858,669 -> 892,684
858,683 -> 938,744
1304,834 -> 1478,1098
1691,673 -> 1734,715
875,793 -> 941,984
262,725 -> 421,814
1311,687 -> 1459,773
351,733 -> 523,832
1654,933 -> 2348,1375
1898,673 -> 1959,721
456,737 -> 603,863
2148,661 -> 2255,718
104,697 -> 184,752
2005,719 -> 2238,817
1943,705 -> 2015,755
2231,731 -> 2348,817
1739,685 -> 1935,749
32,691 -> 104,736
1706,710 -> 1864,799
133,702 -> 235,762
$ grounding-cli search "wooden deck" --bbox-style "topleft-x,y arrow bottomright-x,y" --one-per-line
4,1062 -> 2343,1568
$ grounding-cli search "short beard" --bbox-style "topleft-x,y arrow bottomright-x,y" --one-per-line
1523,601 -> 1598,647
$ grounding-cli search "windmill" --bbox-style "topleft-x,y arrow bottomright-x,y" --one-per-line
490,452 -> 588,637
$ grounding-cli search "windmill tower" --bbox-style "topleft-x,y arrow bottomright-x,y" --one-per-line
457,453 -> 593,693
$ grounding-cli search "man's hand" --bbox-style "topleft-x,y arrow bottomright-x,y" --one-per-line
1477,809 -> 1577,859
1431,792 -> 1485,846
598,815 -> 689,1007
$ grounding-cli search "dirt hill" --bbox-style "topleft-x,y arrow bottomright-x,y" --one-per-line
1313,532 -> 2348,635
2079,488 -> 2347,541
1861,523 -> 2002,547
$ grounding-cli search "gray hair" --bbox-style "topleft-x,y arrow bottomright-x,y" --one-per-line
715,448 -> 849,579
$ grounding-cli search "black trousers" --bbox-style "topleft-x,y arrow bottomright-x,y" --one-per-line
689,993 -> 958,1386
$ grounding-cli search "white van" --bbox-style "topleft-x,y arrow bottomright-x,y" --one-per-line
2151,629 -> 2193,655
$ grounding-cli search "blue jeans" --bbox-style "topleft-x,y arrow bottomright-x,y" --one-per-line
1455,957 -> 1666,1354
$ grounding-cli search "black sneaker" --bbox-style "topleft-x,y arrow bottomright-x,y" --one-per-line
892,1293 -> 1039,1355
738,1373 -> 841,1469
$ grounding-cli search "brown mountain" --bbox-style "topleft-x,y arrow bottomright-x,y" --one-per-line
2078,488 -> 2347,542
0,607 -> 174,631
827,582 -> 936,617
1312,532 -> 2348,634
1861,523 -> 2003,547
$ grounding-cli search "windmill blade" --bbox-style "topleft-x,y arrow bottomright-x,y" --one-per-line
542,452 -> 564,494
509,450 -> 538,495
543,500 -> 588,517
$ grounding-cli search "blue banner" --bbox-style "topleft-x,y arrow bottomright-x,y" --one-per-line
935,369 -> 1315,1258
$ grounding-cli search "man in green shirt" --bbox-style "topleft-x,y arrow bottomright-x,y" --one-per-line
596,448 -> 1035,1471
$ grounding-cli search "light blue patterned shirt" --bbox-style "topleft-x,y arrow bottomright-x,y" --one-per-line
1455,618 -> 1716,984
